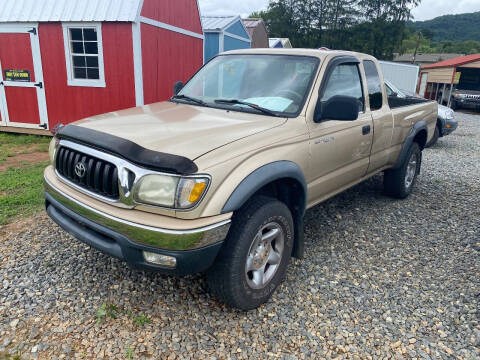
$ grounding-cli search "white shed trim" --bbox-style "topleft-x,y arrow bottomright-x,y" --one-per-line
224,31 -> 251,43
140,16 -> 204,40
132,21 -> 144,106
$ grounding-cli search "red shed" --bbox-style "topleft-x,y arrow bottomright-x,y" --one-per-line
0,0 -> 204,134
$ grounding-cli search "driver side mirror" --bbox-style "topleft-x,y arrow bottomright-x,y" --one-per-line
314,95 -> 359,122
173,81 -> 183,96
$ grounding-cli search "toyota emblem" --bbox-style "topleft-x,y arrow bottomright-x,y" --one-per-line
75,162 -> 87,178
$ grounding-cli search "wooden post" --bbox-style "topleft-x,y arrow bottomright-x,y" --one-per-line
441,83 -> 447,104
434,83 -> 440,102
447,84 -> 454,108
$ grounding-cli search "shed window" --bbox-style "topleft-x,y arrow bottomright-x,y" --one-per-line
63,23 -> 105,87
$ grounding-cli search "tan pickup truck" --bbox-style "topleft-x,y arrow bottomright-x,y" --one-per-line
44,49 -> 437,309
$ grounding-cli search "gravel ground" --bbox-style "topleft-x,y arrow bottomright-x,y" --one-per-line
1,112 -> 479,359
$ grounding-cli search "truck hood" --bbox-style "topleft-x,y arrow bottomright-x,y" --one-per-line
73,101 -> 286,160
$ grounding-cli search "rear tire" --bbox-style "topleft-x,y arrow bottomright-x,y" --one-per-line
384,142 -> 422,199
426,125 -> 440,148
207,196 -> 294,310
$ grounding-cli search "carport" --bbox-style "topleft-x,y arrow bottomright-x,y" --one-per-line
418,54 -> 480,108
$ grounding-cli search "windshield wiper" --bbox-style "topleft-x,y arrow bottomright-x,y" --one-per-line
171,94 -> 206,106
214,99 -> 278,117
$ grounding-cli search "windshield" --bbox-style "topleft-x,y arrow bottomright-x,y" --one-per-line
177,54 -> 320,116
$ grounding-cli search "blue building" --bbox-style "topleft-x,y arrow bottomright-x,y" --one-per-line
201,16 -> 251,63
269,38 -> 293,48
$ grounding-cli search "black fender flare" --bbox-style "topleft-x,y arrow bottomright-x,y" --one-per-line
393,120 -> 428,169
221,161 -> 307,258
436,117 -> 445,137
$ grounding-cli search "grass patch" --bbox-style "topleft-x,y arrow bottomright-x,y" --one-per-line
0,133 -> 50,163
0,351 -> 22,360
95,303 -> 119,324
0,161 -> 49,225
125,347 -> 134,359
126,309 -> 152,326
132,313 -> 152,327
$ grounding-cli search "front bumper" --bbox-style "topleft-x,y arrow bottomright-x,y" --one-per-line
454,98 -> 480,109
44,176 -> 231,275
442,118 -> 458,136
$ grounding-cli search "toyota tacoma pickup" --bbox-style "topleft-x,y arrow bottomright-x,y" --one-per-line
44,49 -> 437,310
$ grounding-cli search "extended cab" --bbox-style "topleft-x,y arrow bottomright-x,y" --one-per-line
44,49 -> 437,309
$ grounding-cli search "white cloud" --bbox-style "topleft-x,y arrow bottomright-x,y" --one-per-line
198,0 -> 480,21
198,0 -> 268,17
411,0 -> 480,21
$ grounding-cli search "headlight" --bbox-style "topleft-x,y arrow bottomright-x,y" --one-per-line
48,137 -> 59,164
134,175 -> 179,207
446,111 -> 454,120
177,177 -> 209,208
134,174 -> 209,209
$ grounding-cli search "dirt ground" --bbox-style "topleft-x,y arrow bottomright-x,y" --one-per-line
0,151 -> 49,172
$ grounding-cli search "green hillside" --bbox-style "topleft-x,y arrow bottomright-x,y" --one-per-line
410,12 -> 480,42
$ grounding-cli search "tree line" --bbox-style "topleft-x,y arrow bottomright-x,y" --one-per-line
251,0 -> 421,60
400,28 -> 480,55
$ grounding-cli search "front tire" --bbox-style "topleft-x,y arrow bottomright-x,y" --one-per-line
384,142 -> 422,199
207,196 -> 294,310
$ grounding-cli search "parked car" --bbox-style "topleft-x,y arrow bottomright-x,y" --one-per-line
450,68 -> 480,112
44,49 -> 437,309
385,80 -> 457,147
451,91 -> 480,112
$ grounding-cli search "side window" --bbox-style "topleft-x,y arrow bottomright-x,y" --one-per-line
363,60 -> 383,110
62,23 -> 105,87
320,63 -> 364,112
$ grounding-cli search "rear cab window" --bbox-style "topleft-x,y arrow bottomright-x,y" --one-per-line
363,60 -> 384,110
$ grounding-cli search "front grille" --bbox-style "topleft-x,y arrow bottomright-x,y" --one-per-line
55,146 -> 120,200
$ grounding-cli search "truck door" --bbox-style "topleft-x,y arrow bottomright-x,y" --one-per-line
362,60 -> 394,172
306,57 -> 373,206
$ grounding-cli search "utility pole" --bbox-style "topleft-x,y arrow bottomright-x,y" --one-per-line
412,32 -> 422,64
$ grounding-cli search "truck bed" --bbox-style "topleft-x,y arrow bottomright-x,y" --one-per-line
388,96 -> 431,109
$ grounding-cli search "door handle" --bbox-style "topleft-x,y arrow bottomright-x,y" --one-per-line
362,125 -> 371,135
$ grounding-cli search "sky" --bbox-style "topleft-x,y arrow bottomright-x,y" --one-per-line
198,0 -> 480,21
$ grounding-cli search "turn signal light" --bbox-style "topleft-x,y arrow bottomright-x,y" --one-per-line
189,182 -> 207,203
